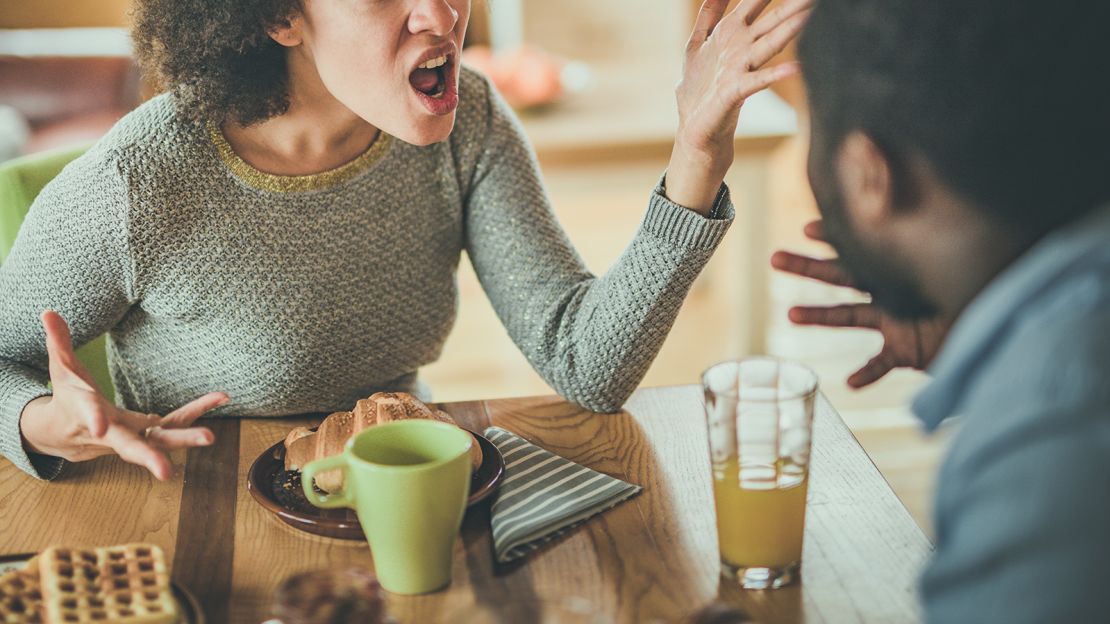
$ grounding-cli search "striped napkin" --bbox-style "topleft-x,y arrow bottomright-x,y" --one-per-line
483,426 -> 642,563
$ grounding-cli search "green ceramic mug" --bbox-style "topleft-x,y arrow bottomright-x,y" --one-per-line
301,419 -> 473,594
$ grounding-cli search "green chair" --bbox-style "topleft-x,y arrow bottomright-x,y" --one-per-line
0,146 -> 115,401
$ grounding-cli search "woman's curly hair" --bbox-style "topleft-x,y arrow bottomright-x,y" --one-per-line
131,0 -> 302,126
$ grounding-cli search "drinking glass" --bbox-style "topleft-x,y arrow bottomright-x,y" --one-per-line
702,358 -> 818,589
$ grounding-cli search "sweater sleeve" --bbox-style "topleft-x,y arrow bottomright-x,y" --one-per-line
0,148 -> 136,479
462,79 -> 733,412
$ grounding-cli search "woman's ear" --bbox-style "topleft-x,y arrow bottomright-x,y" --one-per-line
268,14 -> 304,47
835,131 -> 895,228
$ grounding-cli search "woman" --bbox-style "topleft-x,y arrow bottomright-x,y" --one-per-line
0,0 -> 810,480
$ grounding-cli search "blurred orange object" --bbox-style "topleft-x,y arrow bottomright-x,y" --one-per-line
462,45 -> 569,110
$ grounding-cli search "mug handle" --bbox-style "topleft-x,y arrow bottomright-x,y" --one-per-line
301,455 -> 352,509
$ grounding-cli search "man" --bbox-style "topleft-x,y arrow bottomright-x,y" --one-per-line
772,0 -> 1110,621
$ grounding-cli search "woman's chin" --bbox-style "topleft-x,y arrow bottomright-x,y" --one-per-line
387,115 -> 457,147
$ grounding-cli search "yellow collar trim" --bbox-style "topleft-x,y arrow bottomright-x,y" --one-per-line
207,121 -> 391,193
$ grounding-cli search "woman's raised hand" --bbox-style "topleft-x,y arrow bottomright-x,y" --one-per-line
18,310 -> 227,480
665,0 -> 812,213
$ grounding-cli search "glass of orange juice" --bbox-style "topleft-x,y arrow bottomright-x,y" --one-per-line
702,358 -> 817,590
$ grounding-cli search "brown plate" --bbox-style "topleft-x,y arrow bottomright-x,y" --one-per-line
0,552 -> 204,624
247,428 -> 505,540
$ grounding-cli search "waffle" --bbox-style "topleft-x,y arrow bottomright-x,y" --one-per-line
0,560 -> 43,624
38,544 -> 177,624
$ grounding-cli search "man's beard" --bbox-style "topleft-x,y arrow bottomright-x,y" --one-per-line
813,177 -> 939,321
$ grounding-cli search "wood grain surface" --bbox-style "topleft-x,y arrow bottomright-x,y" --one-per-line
174,418 -> 240,623
0,386 -> 931,623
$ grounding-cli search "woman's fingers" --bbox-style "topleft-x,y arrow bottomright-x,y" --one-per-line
144,426 -> 215,450
41,311 -> 108,436
847,350 -> 896,388
771,251 -> 854,287
41,311 -> 96,390
162,392 -> 229,428
36,312 -> 224,477
788,303 -> 882,329
102,424 -> 172,481
750,0 -> 814,40
746,10 -> 810,70
691,0 -> 731,44
740,0 -> 775,24
114,409 -> 162,432
41,310 -> 77,367
732,62 -> 800,103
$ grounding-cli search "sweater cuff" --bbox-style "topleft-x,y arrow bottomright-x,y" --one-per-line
643,177 -> 734,252
1,380 -> 65,480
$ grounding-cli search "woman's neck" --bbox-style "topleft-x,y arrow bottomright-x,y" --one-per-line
220,51 -> 380,176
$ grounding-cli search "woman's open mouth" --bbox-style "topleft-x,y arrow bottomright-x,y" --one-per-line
408,53 -> 459,115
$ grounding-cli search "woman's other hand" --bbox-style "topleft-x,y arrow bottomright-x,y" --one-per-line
18,310 -> 227,480
772,221 -> 950,388
665,0 -> 812,214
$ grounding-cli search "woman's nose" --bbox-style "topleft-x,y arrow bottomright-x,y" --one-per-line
408,0 -> 460,37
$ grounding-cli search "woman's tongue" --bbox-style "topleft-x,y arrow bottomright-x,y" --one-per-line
409,68 -> 440,95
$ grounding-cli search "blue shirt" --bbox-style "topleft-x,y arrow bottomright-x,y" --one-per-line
913,205 -> 1110,623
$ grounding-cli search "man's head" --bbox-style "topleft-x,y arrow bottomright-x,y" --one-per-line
798,0 -> 1110,319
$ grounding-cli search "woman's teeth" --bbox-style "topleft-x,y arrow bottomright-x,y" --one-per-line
410,55 -> 449,99
418,55 -> 448,70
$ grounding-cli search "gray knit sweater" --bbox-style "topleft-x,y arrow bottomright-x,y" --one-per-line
0,68 -> 733,479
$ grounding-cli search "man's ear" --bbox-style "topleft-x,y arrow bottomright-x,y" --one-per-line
835,131 -> 895,228
268,14 -> 304,47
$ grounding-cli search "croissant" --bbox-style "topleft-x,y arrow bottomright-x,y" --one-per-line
284,392 -> 483,492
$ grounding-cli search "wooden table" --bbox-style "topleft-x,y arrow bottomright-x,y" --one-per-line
0,386 -> 931,623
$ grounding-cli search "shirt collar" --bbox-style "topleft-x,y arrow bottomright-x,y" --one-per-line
912,204 -> 1110,430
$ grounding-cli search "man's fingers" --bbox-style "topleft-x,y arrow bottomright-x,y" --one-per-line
691,0 -> 731,44
162,392 -> 229,428
803,220 -> 827,242
848,351 -> 895,388
746,10 -> 810,70
145,426 -> 215,450
788,304 -> 882,329
771,251 -> 854,287
103,424 -> 172,481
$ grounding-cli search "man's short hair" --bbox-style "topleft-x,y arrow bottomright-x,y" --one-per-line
799,0 -> 1110,233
